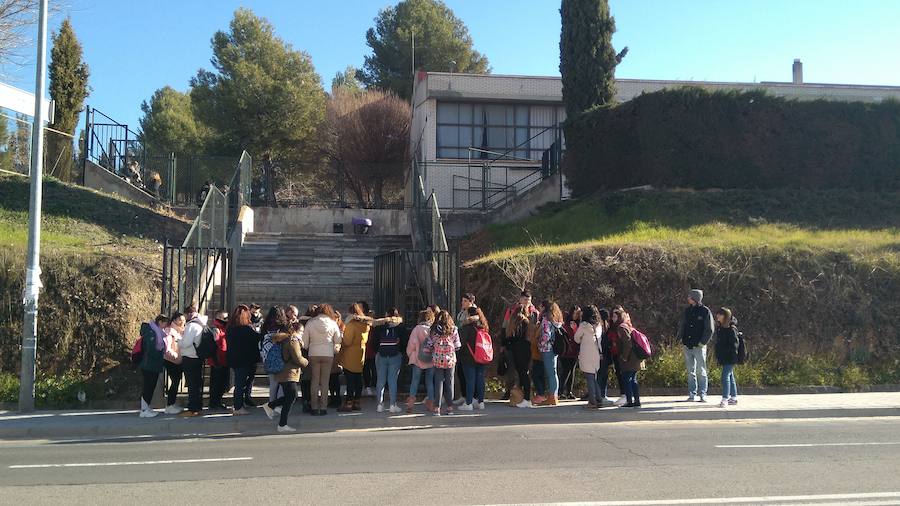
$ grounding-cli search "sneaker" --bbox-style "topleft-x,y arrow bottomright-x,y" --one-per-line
718,399 -> 728,408
601,397 -> 616,405
453,397 -> 466,406
376,403 -> 385,413
516,399 -> 532,408
277,425 -> 297,433
262,404 -> 276,420
620,402 -> 639,409
164,404 -> 182,415
139,409 -> 158,418
614,396 -> 628,407
232,407 -> 252,416
698,396 -> 708,403
179,410 -> 200,418
685,395 -> 696,402
388,404 -> 403,414
476,401 -> 486,410
458,403 -> 474,411
728,398 -> 738,405
363,387 -> 374,397
274,406 -> 283,415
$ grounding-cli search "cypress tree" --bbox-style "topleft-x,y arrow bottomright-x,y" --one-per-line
47,18 -> 90,182
559,0 -> 628,119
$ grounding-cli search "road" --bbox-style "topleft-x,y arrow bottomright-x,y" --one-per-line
1,415 -> 898,505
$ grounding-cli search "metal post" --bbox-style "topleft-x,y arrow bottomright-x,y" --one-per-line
19,0 -> 49,413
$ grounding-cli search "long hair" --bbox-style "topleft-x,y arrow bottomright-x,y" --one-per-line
430,310 -> 455,337
418,308 -> 435,325
505,304 -> 529,338
228,304 -> 252,329
565,305 -> 582,326
262,306 -> 281,333
544,302 -> 564,324
349,303 -> 366,317
467,305 -> 490,333
266,306 -> 291,334
315,303 -> 339,321
582,305 -> 601,327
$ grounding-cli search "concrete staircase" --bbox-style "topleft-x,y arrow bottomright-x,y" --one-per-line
233,232 -> 411,312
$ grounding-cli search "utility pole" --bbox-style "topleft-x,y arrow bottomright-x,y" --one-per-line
19,0 -> 50,413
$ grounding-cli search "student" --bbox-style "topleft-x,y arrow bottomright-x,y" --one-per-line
406,308 -> 436,413
138,314 -> 168,417
677,289 -> 715,402
499,290 -> 540,400
208,311 -> 230,411
262,307 -> 307,432
537,301 -> 564,406
297,305 -> 317,413
178,305 -> 207,417
226,305 -> 263,415
458,306 -> 489,411
601,307 -> 628,407
329,311 -> 346,409
373,308 -> 405,414
453,293 -> 477,406
714,307 -> 740,408
504,305 -> 534,408
303,304 -> 343,416
163,312 -> 185,414
426,310 -> 461,416
616,307 -> 644,408
339,303 -> 370,412
575,305 -> 603,409
558,306 -> 581,400
261,306 -> 283,406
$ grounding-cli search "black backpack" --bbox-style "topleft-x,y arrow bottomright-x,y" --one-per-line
195,324 -> 218,362
551,325 -> 567,356
736,330 -> 748,364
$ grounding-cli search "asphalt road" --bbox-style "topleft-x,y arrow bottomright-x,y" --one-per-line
0,416 -> 898,505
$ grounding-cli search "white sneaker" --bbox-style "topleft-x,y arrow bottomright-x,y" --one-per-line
516,399 -> 532,408
698,395 -> 708,403
388,404 -> 403,414
458,403 -> 474,411
728,398 -> 738,405
274,406 -> 282,415
139,409 -> 158,418
718,399 -> 728,408
601,397 -> 616,405
475,401 -> 486,410
164,404 -> 182,415
614,396 -> 628,407
276,425 -> 297,433
453,397 -> 466,406
686,395 -> 696,402
262,404 -> 276,420
363,387 -> 374,397
376,403 -> 384,413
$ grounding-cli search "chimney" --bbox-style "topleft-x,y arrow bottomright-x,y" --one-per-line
792,59 -> 803,84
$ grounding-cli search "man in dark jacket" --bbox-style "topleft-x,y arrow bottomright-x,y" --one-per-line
676,289 -> 715,402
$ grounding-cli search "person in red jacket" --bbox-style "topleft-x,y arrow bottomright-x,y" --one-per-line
208,311 -> 230,411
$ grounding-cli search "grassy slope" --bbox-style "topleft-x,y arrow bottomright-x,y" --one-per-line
477,188 -> 900,263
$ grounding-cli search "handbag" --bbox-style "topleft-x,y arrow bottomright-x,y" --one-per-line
418,344 -> 433,364
164,337 -> 182,365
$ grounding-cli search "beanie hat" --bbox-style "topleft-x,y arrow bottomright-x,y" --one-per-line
688,289 -> 704,304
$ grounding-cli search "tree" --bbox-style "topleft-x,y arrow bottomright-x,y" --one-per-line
360,0 -> 489,99
325,89 -> 410,206
559,0 -> 628,119
331,65 -> 363,95
191,8 -> 326,205
47,18 -> 90,182
139,86 -> 206,155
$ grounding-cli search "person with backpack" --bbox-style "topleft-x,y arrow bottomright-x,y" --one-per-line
178,305 -> 207,417
458,305 -> 490,411
537,301 -> 565,406
601,307 -> 629,407
426,310 -> 461,416
558,306 -> 581,400
138,314 -> 168,418
453,293 -> 477,407
616,307 -> 644,408
207,311 -> 230,411
226,305 -> 263,415
163,312 -> 185,415
677,289 -> 715,402
303,304 -> 343,416
575,305 -> 604,409
372,308 -> 405,414
499,290 -> 540,400
339,303 -> 371,413
261,307 -> 307,432
504,305 -> 534,408
406,308 -> 436,414
714,307 -> 740,408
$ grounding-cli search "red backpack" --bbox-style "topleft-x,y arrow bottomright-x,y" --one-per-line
130,337 -> 143,365
631,329 -> 652,359
469,328 -> 494,365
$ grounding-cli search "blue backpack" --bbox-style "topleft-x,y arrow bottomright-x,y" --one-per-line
261,334 -> 285,374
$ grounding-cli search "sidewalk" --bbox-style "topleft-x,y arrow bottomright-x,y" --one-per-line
1,392 -> 898,441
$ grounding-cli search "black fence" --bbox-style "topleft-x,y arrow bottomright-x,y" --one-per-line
161,244 -> 232,316
373,249 -> 460,323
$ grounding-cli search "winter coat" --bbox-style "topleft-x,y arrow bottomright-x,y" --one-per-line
225,325 -> 262,369
180,313 -> 208,359
340,317 -> 370,373
574,322 -> 601,373
618,325 -> 645,373
561,321 -> 581,359
677,304 -> 715,348
139,322 -> 165,374
406,323 -> 433,369
538,318 -> 564,354
208,318 -> 228,368
303,315 -> 343,357
714,326 -> 740,365
272,333 -> 305,383
458,318 -> 485,368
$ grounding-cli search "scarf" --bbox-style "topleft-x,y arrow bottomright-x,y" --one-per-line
149,321 -> 166,351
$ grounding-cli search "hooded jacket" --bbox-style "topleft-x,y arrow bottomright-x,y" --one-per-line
341,316 -> 370,373
180,313 -> 208,359
714,325 -> 740,365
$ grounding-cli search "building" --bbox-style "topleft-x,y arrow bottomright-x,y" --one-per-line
411,60 -> 900,214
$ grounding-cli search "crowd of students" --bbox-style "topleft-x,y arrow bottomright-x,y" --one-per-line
135,288 -> 743,431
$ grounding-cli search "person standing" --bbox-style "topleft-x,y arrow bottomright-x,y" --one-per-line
714,307 -> 740,408
575,305 -> 603,409
601,307 -> 628,407
261,309 -> 307,432
558,306 -> 581,400
207,311 -> 230,411
537,301 -> 564,406
616,307 -> 644,408
179,305 -> 207,417
138,315 -> 168,417
339,303 -> 370,412
677,289 -> 715,402
406,308 -> 436,414
458,306 -> 489,411
453,293 -> 477,406
372,309 -> 405,414
499,290 -> 540,400
427,310 -> 461,416
504,305 -> 534,408
226,305 -> 263,415
303,304 -> 343,416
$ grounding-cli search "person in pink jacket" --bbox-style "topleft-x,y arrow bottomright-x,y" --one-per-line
406,308 -> 436,413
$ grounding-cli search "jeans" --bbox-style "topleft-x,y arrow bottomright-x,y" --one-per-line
375,353 -> 402,406
432,367 -> 455,409
510,341 -> 531,400
721,364 -> 738,399
455,362 -> 468,400
141,369 -> 159,406
363,356 -> 376,389
409,365 -> 434,400
541,351 -> 559,396
268,381 -> 298,427
598,355 -> 624,399
209,366 -> 230,407
531,359 -> 546,397
623,371 -> 640,404
584,372 -> 598,405
345,371 -> 363,401
683,345 -> 709,397
268,374 -> 282,403
462,364 -> 486,404
558,357 -> 578,396
164,361 -> 182,406
232,366 -> 255,410
309,356 -> 333,410
181,357 -> 203,412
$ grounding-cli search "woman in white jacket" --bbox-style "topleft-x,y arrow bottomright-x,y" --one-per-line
574,305 -> 605,409
302,304 -> 343,416
178,305 -> 207,417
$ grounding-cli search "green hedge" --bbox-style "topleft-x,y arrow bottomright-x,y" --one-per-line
563,87 -> 900,196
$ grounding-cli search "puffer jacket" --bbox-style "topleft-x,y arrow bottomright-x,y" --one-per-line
714,326 -> 740,365
341,317 -> 370,373
618,325 -> 645,373
303,314 -> 343,357
272,333 -> 306,383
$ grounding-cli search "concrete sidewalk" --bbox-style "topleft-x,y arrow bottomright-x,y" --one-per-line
1,392 -> 898,441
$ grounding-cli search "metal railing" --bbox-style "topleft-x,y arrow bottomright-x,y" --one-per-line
373,250 -> 459,323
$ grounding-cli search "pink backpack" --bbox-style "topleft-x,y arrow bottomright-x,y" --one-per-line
631,329 -> 652,359
432,335 -> 457,369
470,328 -> 494,365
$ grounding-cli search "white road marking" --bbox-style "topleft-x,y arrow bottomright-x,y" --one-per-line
9,456 -> 252,469
717,442 -> 900,448
491,491 -> 900,505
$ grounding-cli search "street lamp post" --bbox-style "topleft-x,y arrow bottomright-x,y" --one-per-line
19,0 -> 50,413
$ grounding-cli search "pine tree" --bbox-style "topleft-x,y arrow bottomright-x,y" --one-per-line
559,0 -> 628,119
47,18 -> 90,182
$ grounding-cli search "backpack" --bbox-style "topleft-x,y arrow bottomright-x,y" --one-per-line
262,338 -> 285,374
631,328 -> 652,360
195,323 -> 218,362
471,328 -> 494,365
736,330 -> 748,364
432,335 -> 457,369
551,325 -> 567,356
130,337 -> 143,365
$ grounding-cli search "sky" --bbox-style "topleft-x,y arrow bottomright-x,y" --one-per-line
4,0 -> 900,130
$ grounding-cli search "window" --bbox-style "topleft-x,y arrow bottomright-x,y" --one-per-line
436,102 -> 534,160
